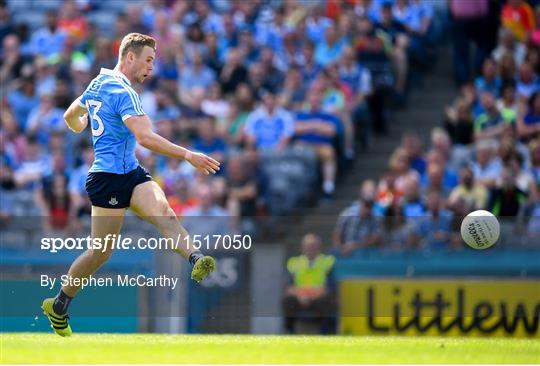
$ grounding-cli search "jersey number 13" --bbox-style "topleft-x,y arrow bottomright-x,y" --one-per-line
87,99 -> 104,137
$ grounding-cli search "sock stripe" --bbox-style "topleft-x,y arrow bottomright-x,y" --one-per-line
52,324 -> 69,330
47,312 -> 67,321
50,318 -> 68,326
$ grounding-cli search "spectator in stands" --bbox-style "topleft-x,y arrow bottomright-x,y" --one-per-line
444,98 -> 475,146
420,149 -> 458,189
306,4 -> 333,44
112,12 -> 130,55
58,0 -> 88,42
277,30 -> 304,71
405,0 -> 435,60
192,116 -> 228,168
68,140 -> 93,220
283,233 -> 336,334
183,184 -> 234,240
516,61 -> 539,101
204,32 -> 223,75
314,21 -> 347,67
301,41 -> 322,86
339,46 -> 372,149
226,154 -> 258,234
151,88 -> 182,122
219,47 -> 248,95
448,164 -> 488,211
160,156 -> 194,197
26,93 -> 65,146
29,10 -> 66,58
498,53 -> 518,86
201,83 -> 230,122
244,89 -> 294,151
237,25 -> 260,65
410,190 -> 453,251
333,198 -> 382,256
150,10 -> 176,61
376,2 -> 409,103
7,76 -> 39,133
31,56 -> 55,98
517,91 -> 540,141
430,128 -> 456,170
216,12 -> 238,55
386,147 -> 419,199
193,0 -> 224,35
472,140 -> 503,189
400,131 -> 426,175
501,0 -> 535,43
0,34 -> 30,86
219,83 -> 253,146
294,89 -> 340,199
422,163 -> 451,196
35,151 -> 71,233
260,47 -> 286,92
401,174 -> 425,217
322,64 -> 356,159
474,92 -> 515,141
382,201 -> 414,251
449,0 -> 493,85
13,136 -> 49,190
373,169 -> 399,211
475,58 -> 501,97
359,178 -> 377,202
488,163 -> 528,217
179,51 -> 216,108
125,3 -> 149,35
90,37 -> 116,76
279,65 -> 308,111
168,177 -> 198,217
0,0 -> 12,45
497,81 -> 519,120
493,28 -> 527,68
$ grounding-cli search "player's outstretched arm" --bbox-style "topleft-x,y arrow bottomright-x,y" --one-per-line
63,99 -> 88,133
125,115 -> 220,175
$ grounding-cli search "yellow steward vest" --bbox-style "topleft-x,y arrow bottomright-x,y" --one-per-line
287,254 -> 335,289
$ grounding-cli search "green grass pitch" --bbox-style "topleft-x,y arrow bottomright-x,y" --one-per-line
1,333 -> 539,364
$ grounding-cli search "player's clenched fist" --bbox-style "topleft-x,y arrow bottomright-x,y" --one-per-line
186,151 -> 221,175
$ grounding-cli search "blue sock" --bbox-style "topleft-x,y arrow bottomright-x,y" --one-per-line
52,289 -> 72,315
189,251 -> 204,266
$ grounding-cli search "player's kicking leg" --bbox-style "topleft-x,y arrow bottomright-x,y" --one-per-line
42,206 -> 125,336
129,180 -> 215,282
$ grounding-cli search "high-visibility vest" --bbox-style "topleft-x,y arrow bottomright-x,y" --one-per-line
287,254 -> 335,289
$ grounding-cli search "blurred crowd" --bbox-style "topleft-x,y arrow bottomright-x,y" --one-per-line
333,0 -> 540,255
0,0 -> 438,235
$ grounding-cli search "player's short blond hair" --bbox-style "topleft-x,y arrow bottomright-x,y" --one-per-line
118,33 -> 156,60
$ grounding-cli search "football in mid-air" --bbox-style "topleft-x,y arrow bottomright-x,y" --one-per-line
460,210 -> 500,250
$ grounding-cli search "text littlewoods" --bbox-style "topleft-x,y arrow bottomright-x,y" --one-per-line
366,288 -> 539,335
340,280 -> 540,337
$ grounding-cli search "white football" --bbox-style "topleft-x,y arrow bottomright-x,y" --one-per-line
460,210 -> 500,249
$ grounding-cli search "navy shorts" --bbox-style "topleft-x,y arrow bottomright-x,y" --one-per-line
85,165 -> 153,209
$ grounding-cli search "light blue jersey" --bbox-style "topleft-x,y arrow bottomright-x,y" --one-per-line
78,68 -> 145,174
